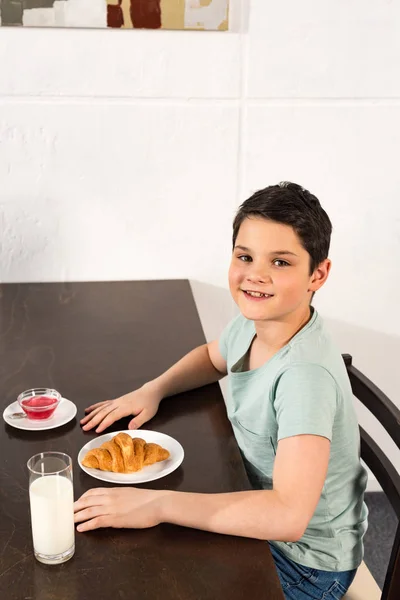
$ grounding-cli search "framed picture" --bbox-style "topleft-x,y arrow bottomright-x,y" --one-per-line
0,0 -> 229,31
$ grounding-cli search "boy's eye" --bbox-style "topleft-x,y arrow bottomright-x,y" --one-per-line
238,255 -> 252,262
273,259 -> 290,267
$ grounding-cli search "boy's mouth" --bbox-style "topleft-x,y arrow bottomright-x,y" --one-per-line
242,290 -> 273,300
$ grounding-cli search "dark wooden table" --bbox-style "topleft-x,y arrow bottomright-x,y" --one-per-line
0,280 -> 284,600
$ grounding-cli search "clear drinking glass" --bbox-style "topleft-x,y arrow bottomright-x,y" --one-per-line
27,452 -> 75,565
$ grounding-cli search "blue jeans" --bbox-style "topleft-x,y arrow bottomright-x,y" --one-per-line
269,543 -> 357,600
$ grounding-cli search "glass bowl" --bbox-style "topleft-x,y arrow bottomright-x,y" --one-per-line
17,388 -> 61,421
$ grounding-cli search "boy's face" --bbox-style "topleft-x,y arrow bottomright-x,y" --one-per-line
229,217 -> 330,323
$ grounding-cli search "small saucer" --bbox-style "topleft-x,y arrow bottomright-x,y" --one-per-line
3,398 -> 77,431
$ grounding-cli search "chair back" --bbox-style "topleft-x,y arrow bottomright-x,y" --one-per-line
343,354 -> 400,600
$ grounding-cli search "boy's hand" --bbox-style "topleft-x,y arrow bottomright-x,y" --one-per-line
80,384 -> 162,433
74,487 -> 168,532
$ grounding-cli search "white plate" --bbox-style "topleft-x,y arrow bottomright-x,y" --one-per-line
3,398 -> 77,431
78,430 -> 184,484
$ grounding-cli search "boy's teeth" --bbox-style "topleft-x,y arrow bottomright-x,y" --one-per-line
247,291 -> 267,297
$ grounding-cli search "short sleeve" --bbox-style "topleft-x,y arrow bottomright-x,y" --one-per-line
218,315 -> 241,362
273,364 -> 338,442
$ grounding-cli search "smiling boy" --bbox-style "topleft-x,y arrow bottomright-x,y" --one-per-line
75,183 -> 368,600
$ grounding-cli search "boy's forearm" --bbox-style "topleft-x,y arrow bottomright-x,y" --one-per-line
145,344 -> 225,399
158,489 -> 303,543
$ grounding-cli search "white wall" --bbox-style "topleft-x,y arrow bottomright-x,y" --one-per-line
0,2 -> 242,286
1,1 -> 399,484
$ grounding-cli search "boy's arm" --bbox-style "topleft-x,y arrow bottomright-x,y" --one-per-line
74,434 -> 330,541
81,340 -> 227,431
158,433 -> 330,541
146,339 -> 228,399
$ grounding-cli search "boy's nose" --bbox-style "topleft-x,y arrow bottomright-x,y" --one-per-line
246,272 -> 271,285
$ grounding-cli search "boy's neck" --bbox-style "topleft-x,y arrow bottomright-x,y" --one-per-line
253,305 -> 313,353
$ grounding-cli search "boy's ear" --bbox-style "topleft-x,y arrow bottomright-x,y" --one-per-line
308,259 -> 331,292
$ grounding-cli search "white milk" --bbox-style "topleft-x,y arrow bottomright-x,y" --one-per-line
29,475 -> 74,556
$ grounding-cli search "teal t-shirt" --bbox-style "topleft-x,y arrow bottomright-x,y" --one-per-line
219,308 -> 368,572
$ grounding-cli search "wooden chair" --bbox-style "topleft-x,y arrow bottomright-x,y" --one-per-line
342,354 -> 400,600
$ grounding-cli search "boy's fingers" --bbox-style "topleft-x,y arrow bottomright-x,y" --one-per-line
84,401 -> 111,413
80,404 -> 111,425
76,516 -> 108,532
95,407 -> 121,433
75,488 -> 109,505
128,410 -> 147,430
82,407 -> 114,431
81,403 -> 112,424
81,402 -> 113,429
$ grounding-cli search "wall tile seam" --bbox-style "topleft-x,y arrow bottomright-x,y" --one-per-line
235,20 -> 246,208
246,98 -> 400,106
2,97 -> 400,106
231,0 -> 248,321
0,96 -> 242,105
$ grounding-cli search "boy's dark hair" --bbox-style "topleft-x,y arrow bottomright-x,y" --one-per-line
232,182 -> 332,274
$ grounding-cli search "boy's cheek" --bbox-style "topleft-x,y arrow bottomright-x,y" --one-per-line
229,263 -> 244,279
228,268 -> 240,286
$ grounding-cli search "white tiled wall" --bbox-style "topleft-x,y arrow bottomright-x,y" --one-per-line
0,102 -> 237,283
243,104 -> 400,338
247,1 -> 400,98
0,1 -> 399,481
0,28 -> 241,97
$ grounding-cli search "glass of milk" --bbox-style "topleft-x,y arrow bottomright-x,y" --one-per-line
27,452 -> 75,565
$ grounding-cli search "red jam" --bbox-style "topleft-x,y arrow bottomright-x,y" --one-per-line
21,396 -> 58,420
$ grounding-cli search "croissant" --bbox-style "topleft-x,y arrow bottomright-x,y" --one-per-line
82,432 -> 170,474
